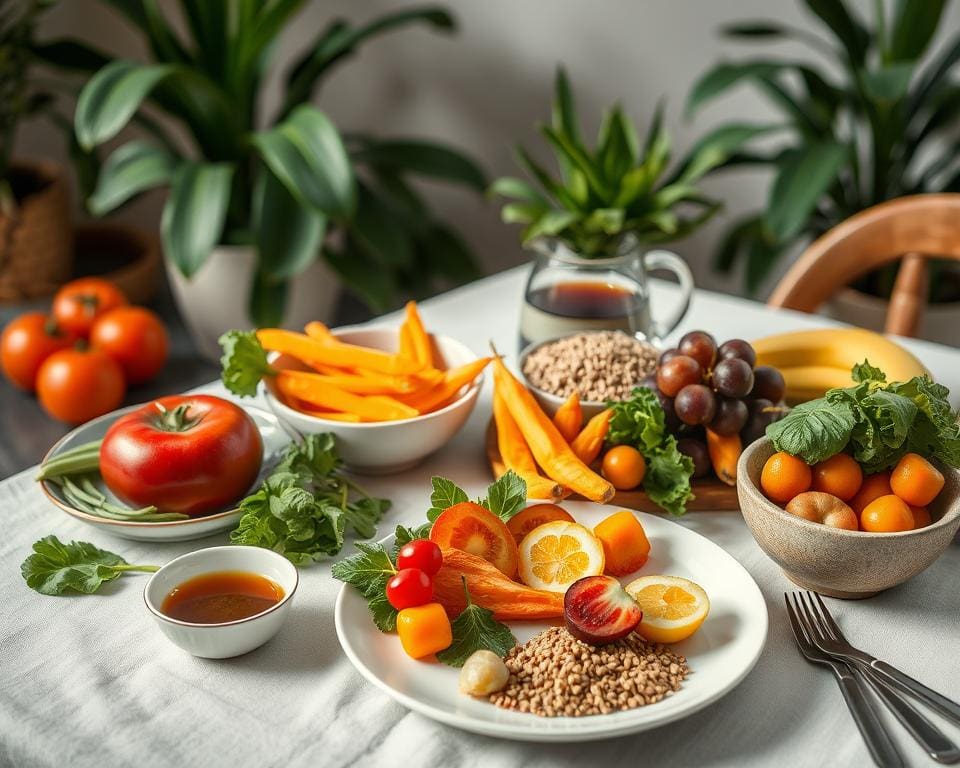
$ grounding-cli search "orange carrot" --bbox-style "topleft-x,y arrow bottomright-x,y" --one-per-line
493,390 -> 564,500
492,354 -> 614,503
706,428 -> 741,486
571,409 -> 612,465
304,321 -> 338,344
552,392 -> 583,443
257,329 -> 421,375
275,371 -> 418,420
434,548 -> 564,620
398,357 -> 491,412
404,301 -> 433,368
398,321 -> 417,361
273,369 -> 415,395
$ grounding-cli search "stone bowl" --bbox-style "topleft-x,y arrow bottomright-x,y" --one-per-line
737,437 -> 960,599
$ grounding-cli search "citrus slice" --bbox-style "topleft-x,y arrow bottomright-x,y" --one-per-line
518,521 -> 605,593
625,575 -> 710,644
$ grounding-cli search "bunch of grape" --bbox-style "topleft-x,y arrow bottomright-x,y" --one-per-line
642,330 -> 787,479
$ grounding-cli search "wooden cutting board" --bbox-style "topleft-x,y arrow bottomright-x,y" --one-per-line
485,419 -> 740,513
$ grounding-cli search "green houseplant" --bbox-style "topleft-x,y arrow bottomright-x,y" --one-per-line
70,1 -> 485,352
690,0 -> 960,304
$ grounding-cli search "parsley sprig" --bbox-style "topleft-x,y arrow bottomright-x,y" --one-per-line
21,536 -> 158,595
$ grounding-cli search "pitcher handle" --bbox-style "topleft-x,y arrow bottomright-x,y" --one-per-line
643,249 -> 694,341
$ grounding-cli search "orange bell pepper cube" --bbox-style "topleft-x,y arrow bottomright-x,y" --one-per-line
396,602 -> 453,659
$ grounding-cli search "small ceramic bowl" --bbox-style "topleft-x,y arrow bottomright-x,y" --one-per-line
144,546 -> 298,658
738,438 -> 960,598
262,326 -> 483,474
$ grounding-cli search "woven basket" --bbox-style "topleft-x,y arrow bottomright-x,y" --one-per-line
0,160 -> 72,300
72,223 -> 163,305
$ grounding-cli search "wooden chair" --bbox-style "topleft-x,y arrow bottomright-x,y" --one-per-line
767,194 -> 960,338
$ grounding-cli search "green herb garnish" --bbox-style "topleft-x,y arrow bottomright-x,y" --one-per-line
331,539 -> 399,631
219,330 -> 274,397
436,577 -> 516,667
21,536 -> 158,596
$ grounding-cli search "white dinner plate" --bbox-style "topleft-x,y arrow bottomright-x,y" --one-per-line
335,501 -> 768,741
40,402 -> 292,542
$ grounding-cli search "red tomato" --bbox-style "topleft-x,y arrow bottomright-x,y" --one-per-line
36,348 -> 125,424
52,278 -> 127,337
90,306 -> 169,385
386,568 -> 433,610
430,501 -> 519,577
1,313 -> 75,391
99,395 -> 263,516
396,539 -> 443,575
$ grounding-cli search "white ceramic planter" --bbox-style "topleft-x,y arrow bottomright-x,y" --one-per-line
166,244 -> 340,360
824,287 -> 960,347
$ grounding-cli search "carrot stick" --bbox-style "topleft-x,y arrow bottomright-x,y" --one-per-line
493,390 -> 565,500
257,329 -> 421,375
706,428 -> 741,486
304,322 -> 338,344
491,353 -> 614,503
404,301 -> 433,368
552,392 -> 583,443
274,369 -> 417,395
399,357 -> 491,412
399,321 -> 417,361
571,409 -> 612,465
288,400 -> 366,422
304,360 -> 349,376
275,371 -> 419,420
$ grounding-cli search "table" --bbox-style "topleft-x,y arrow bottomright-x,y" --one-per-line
2,267 -> 958,768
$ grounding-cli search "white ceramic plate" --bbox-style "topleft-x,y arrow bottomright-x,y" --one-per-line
40,402 -> 292,542
335,502 -> 768,742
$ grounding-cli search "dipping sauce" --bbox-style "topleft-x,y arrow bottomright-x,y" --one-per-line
161,570 -> 284,624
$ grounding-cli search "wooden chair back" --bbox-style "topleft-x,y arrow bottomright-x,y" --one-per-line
767,194 -> 960,337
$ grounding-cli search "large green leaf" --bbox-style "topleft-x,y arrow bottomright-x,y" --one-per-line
515,146 -> 581,210
686,60 -> 780,114
324,243 -> 396,312
552,67 -> 583,147
889,0 -> 947,62
598,106 -> 639,186
765,142 -> 847,241
249,271 -> 288,328
802,0 -> 869,65
350,184 -> 414,269
910,30 -> 960,113
74,60 -> 176,149
162,162 -> 234,278
418,223 -> 480,283
540,125 -> 611,200
251,105 -> 355,219
142,0 -> 190,64
88,141 -> 178,215
672,123 -> 785,184
863,62 -> 915,103
254,165 -> 325,281
353,140 -> 485,191
488,176 -> 548,206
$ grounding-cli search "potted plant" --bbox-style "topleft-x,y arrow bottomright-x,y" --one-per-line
493,68 -> 764,346
689,0 -> 960,343
72,2 -> 485,359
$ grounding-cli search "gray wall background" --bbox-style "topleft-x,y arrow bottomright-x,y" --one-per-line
16,1 -> 960,299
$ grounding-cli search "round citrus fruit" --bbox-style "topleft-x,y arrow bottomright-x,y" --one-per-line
890,453 -> 944,507
860,494 -> 914,533
760,451 -> 812,504
811,453 -> 862,501
518,520 -> 605,593
625,575 -> 710,644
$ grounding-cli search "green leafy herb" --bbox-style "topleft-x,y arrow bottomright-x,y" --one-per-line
331,540 -> 398,631
219,330 -> 274,397
436,577 -> 516,667
480,470 -> 526,522
766,397 -> 856,464
426,476 -> 469,521
21,536 -> 158,596
607,387 -> 694,515
231,433 -> 390,565
393,523 -> 434,558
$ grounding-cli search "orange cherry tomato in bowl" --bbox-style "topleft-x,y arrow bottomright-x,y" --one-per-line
36,348 -> 125,424
90,306 -> 169,385
430,501 -> 519,577
99,395 -> 263,516
601,445 -> 647,490
52,277 -> 127,337
1,312 -> 75,391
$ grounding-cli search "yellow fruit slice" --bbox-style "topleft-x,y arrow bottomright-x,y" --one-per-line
625,575 -> 710,644
518,521 -> 605,593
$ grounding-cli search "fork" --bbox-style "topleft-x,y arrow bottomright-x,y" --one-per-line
801,591 -> 960,729
785,593 -> 904,768
795,592 -> 960,765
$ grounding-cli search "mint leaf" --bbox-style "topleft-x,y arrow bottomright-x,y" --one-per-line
642,438 -> 695,517
219,330 -> 274,397
852,359 -> 886,384
436,578 -> 516,667
332,541 -> 398,631
21,536 -> 157,595
483,470 -> 527,521
426,477 -> 468,521
393,523 -> 433,558
766,397 -> 856,463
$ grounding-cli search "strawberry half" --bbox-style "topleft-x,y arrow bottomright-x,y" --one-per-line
563,575 -> 643,646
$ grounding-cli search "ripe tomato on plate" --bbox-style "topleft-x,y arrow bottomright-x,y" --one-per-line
0,312 -> 75,391
100,395 -> 263,516
52,277 -> 127,337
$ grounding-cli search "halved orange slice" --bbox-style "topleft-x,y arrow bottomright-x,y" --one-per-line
625,575 -> 710,643
518,521 -> 605,593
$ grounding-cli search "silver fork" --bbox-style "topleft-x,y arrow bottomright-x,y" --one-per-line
795,592 -> 960,765
803,591 -> 960,729
785,593 -> 903,768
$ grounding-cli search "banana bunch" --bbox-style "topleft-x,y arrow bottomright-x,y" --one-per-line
752,328 -> 930,404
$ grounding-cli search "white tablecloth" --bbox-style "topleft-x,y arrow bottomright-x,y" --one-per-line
2,267 -> 958,768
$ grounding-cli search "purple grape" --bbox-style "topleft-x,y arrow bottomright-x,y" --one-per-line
711,398 -> 748,436
751,365 -> 786,402
717,339 -> 756,367
712,358 -> 754,398
679,331 -> 717,370
674,384 -> 717,426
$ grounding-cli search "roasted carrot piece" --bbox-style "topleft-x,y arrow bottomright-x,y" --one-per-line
552,392 -> 583,443
706,428 -> 741,486
491,355 -> 614,503
274,369 -> 416,395
304,321 -> 338,344
257,329 -> 421,375
493,389 -> 564,500
398,321 -> 417,361
404,301 -> 433,368
433,548 -> 564,620
399,357 -> 491,412
275,371 -> 418,420
571,409 -> 612,465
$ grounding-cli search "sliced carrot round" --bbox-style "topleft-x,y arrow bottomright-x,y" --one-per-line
430,501 -> 519,577
506,503 -> 575,544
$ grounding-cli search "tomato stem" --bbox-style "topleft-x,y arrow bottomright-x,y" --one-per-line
151,402 -> 204,432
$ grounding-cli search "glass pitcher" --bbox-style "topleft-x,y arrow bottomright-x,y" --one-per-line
518,234 -> 694,351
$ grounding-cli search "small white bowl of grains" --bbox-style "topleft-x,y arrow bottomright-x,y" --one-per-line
519,330 -> 660,417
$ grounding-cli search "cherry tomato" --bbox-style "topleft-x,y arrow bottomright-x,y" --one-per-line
36,347 -> 125,424
0,312 -> 74,391
601,445 -> 647,490
52,277 -> 127,337
90,306 -> 169,385
396,539 -> 443,575
100,395 -> 263,516
385,568 -> 433,610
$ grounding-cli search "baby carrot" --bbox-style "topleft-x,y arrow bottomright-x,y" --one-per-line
493,389 -> 565,500
571,409 -> 613,465
257,329 -> 421,375
399,357 -> 491,412
404,301 -> 434,369
552,392 -> 582,443
303,322 -> 338,344
276,371 -> 419,421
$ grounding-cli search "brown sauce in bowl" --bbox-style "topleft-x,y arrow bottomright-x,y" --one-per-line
161,571 -> 284,624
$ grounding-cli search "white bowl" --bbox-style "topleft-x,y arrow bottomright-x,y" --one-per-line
144,546 -> 298,658
262,326 -> 483,474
